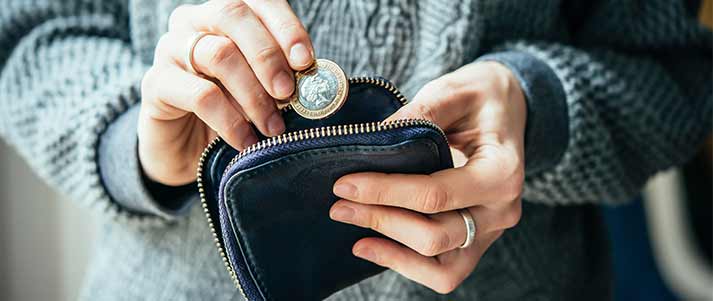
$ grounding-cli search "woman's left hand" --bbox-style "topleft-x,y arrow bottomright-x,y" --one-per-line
329,61 -> 527,294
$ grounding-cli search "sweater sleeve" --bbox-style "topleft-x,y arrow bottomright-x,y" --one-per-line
0,0 -> 191,225
480,0 -> 712,205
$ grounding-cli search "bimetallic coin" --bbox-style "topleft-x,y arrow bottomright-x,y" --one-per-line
290,59 -> 348,119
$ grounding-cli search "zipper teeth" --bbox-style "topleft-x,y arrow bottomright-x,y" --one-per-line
228,77 -> 412,177
349,77 -> 408,106
196,138 -> 245,293
196,76 -> 433,298
222,119 -> 444,178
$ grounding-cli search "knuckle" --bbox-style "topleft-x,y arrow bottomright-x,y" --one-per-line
419,182 -> 448,213
141,67 -> 163,103
141,67 -> 156,94
168,4 -> 190,30
192,82 -> 223,111
431,79 -> 459,98
410,102 -> 437,123
503,166 -> 524,201
253,45 -> 282,65
223,117 -> 246,138
502,201 -> 522,229
278,21 -> 303,40
433,274 -> 462,294
419,228 -> 450,257
421,79 -> 443,92
154,33 -> 172,59
218,0 -> 251,20
206,37 -> 238,67
241,89 -> 273,111
372,186 -> 387,205
431,78 -> 456,92
367,212 -> 382,231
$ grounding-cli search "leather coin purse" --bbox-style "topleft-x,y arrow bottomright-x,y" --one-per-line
196,75 -> 453,301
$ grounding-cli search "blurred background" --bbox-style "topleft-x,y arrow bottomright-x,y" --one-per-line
0,142 -> 96,301
0,2 -> 711,301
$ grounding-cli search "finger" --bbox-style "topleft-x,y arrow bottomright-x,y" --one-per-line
470,198 -> 522,232
384,77 -> 473,128
154,31 -> 285,137
334,147 -> 523,212
192,35 -> 286,136
334,173 -> 449,213
243,0 -> 314,69
145,65 -> 257,150
352,237 -> 478,294
172,0 -> 295,99
354,230 -> 503,294
330,200 -> 467,256
167,4 -> 198,32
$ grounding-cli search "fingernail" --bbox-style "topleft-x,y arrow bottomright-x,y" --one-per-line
330,205 -> 355,222
266,111 -> 285,136
290,43 -> 313,68
354,247 -> 377,262
273,70 -> 294,98
333,182 -> 358,199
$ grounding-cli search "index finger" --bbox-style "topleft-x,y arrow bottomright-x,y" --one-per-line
333,150 -> 523,213
243,0 -> 315,70
170,1 -> 296,99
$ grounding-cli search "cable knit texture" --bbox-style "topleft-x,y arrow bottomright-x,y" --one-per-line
0,0 -> 710,300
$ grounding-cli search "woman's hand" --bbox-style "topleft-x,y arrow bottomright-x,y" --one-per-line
329,61 -> 527,294
139,0 -> 313,186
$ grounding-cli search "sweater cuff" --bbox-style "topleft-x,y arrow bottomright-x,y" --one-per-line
476,51 -> 569,175
98,104 -> 196,219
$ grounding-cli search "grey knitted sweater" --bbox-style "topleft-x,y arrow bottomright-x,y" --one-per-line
0,0 -> 710,300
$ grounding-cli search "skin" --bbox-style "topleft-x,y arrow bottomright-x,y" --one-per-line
329,61 -> 527,293
139,0 -> 314,186
139,0 -> 526,294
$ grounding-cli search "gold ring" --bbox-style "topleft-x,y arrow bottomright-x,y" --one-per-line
185,32 -> 211,75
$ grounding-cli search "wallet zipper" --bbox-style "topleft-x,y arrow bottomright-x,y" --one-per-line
223,77 -> 410,178
196,137 -> 247,296
196,76 -> 444,298
221,119 -> 443,179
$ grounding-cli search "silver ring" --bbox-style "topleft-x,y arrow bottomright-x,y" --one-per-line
458,208 -> 476,249
185,32 -> 211,75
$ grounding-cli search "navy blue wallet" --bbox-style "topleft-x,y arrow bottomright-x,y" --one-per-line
197,77 -> 453,300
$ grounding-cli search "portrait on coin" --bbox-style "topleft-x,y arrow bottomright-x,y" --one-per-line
299,68 -> 338,110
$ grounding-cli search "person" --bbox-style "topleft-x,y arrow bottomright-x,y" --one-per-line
0,0 -> 710,300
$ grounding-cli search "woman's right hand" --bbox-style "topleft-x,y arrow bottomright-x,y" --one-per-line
138,0 -> 314,186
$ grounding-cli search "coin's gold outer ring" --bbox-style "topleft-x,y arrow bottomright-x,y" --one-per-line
290,59 -> 349,120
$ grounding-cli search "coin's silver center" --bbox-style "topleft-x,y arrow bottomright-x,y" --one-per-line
297,68 -> 338,110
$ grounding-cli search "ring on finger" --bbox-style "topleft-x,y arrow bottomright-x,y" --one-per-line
458,208 -> 476,249
185,31 -> 211,75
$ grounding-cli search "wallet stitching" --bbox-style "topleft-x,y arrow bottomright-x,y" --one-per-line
224,139 -> 440,300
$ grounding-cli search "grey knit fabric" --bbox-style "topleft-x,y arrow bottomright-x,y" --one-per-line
0,0 -> 710,300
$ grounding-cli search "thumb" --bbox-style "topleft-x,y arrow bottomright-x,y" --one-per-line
384,83 -> 439,123
384,79 -> 464,130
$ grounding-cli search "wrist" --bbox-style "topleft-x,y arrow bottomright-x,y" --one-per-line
473,60 -> 528,140
489,60 -> 527,124
137,107 -> 198,187
99,104 -> 196,217
475,51 -> 569,175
